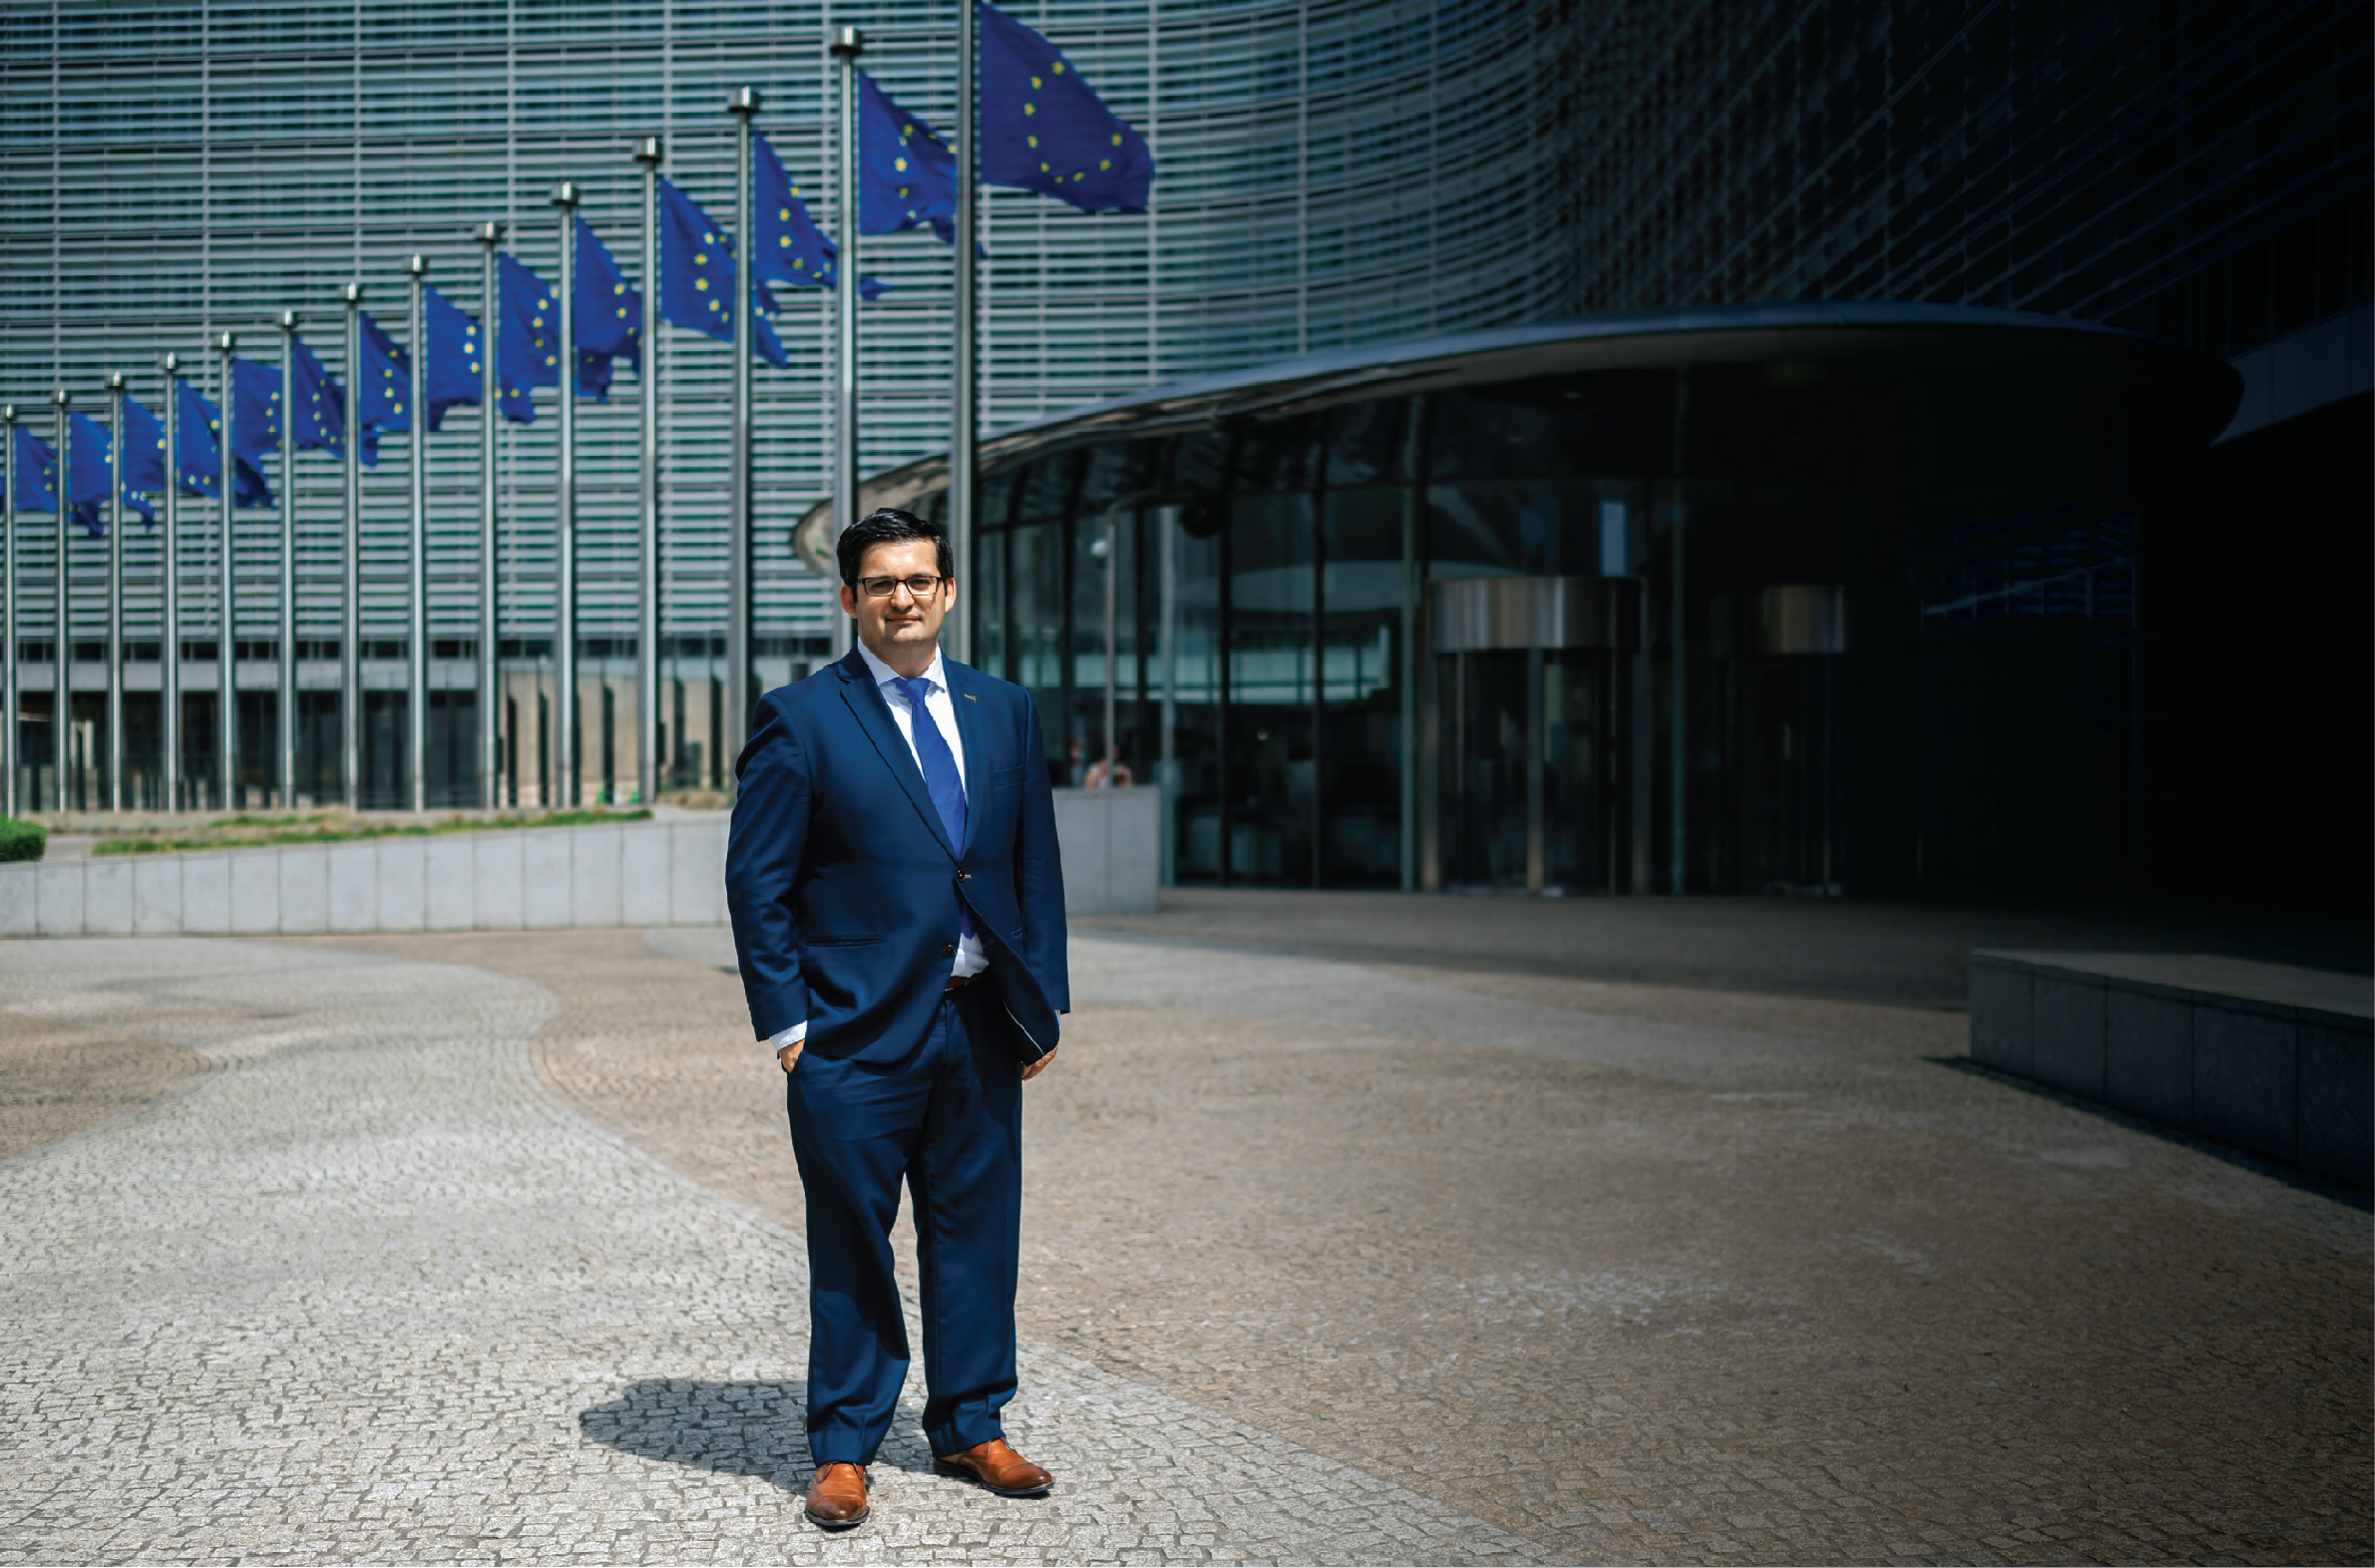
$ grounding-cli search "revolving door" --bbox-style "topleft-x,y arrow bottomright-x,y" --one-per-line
1424,576 -> 1641,895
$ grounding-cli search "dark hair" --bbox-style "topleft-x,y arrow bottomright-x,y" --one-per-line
837,507 -> 953,586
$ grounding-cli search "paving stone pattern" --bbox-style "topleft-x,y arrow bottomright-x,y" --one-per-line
0,940 -> 1548,1565
346,927 -> 2366,1565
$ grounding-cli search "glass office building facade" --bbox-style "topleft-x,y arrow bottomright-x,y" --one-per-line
838,304 -> 2243,897
0,0 -> 1573,809
5,0 -> 2363,896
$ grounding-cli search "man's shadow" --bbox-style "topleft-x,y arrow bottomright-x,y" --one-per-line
579,1379 -> 936,1489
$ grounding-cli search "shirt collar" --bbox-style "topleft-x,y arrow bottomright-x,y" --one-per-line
856,638 -> 946,697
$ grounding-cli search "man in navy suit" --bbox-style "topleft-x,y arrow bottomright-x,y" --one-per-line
726,508 -> 1069,1530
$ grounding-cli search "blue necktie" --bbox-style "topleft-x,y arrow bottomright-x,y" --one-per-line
892,675 -> 972,940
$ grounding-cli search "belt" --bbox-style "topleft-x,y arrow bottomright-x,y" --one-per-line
944,973 -> 978,993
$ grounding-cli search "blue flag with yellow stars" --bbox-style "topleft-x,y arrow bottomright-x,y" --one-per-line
173,381 -> 270,507
353,308 -> 407,461
979,3 -> 1154,214
120,394 -> 165,520
495,251 -> 559,425
574,215 -> 640,400
174,380 -> 217,497
11,423 -> 57,514
656,177 -> 788,366
858,73 -> 957,239
423,286 -> 483,432
753,132 -> 890,299
289,335 -> 345,457
68,411 -> 117,535
230,357 -> 281,509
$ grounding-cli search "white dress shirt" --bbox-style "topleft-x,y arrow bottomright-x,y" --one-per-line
770,641 -> 987,1052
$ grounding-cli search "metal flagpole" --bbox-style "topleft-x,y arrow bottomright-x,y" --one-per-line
107,374 -> 126,812
829,32 -> 863,644
951,0 -> 977,665
339,285 -> 361,812
160,359 -> 184,813
211,335 -> 236,812
552,184 -> 580,809
54,390 -> 73,811
403,255 -> 429,815
633,137 -> 662,806
1,405 -> 15,819
476,221 -> 503,810
726,90 -> 760,769
277,311 -> 298,808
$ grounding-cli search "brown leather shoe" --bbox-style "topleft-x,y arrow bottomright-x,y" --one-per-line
803,1461 -> 869,1528
934,1436 -> 1053,1496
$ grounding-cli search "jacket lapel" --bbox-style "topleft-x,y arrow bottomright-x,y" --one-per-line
947,659 -> 990,859
835,649 -> 955,859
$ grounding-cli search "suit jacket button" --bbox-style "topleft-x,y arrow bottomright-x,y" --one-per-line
943,943 -> 957,957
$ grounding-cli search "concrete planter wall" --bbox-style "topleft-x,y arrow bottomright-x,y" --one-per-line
0,788 -> 1159,938
1970,950 -> 2372,1187
1049,786 -> 1160,916
0,819 -> 731,938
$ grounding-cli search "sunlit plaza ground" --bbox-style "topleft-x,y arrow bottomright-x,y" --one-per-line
1,890 -> 2365,1564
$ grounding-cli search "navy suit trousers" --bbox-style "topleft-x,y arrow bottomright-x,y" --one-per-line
785,985 -> 1021,1465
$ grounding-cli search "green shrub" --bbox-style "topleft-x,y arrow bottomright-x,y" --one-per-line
0,817 -> 46,863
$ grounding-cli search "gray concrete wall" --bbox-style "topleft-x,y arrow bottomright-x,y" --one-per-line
0,819 -> 730,938
1050,786 -> 1161,916
1970,951 -> 2372,1186
0,789 -> 1161,938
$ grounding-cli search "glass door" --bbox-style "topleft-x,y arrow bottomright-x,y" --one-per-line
1437,644 -> 1622,894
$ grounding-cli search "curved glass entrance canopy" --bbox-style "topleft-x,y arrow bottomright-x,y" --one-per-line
802,303 -> 2240,897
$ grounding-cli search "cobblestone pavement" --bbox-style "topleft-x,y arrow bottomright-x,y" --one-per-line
0,1000 -> 199,1162
0,940 -> 1548,1565
327,928 -> 2366,1565
2,928 -> 2367,1565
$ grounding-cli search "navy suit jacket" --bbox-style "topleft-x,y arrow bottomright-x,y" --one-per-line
725,647 -> 1069,1066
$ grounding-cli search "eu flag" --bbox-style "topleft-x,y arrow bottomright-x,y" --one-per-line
753,131 -> 890,299
68,411 -> 115,535
979,2 -> 1154,213
859,73 -> 957,239
656,177 -> 789,366
11,424 -> 57,514
289,335 -> 346,457
121,394 -> 165,520
574,215 -> 640,400
230,357 -> 281,508
496,251 -> 558,424
171,382 -> 266,505
354,308 -> 408,452
424,286 -> 483,432
175,380 -> 218,498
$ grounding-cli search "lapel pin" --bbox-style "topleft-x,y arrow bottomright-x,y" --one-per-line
965,693 -> 978,701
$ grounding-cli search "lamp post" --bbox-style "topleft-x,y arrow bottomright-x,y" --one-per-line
476,220 -> 503,809
552,184 -> 581,809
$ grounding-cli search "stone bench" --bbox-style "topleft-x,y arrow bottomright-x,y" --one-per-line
1969,951 -> 2371,1187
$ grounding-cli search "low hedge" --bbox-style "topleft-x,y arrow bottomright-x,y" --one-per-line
0,817 -> 46,863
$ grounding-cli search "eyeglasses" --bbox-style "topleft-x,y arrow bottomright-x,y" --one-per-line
857,574 -> 948,600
